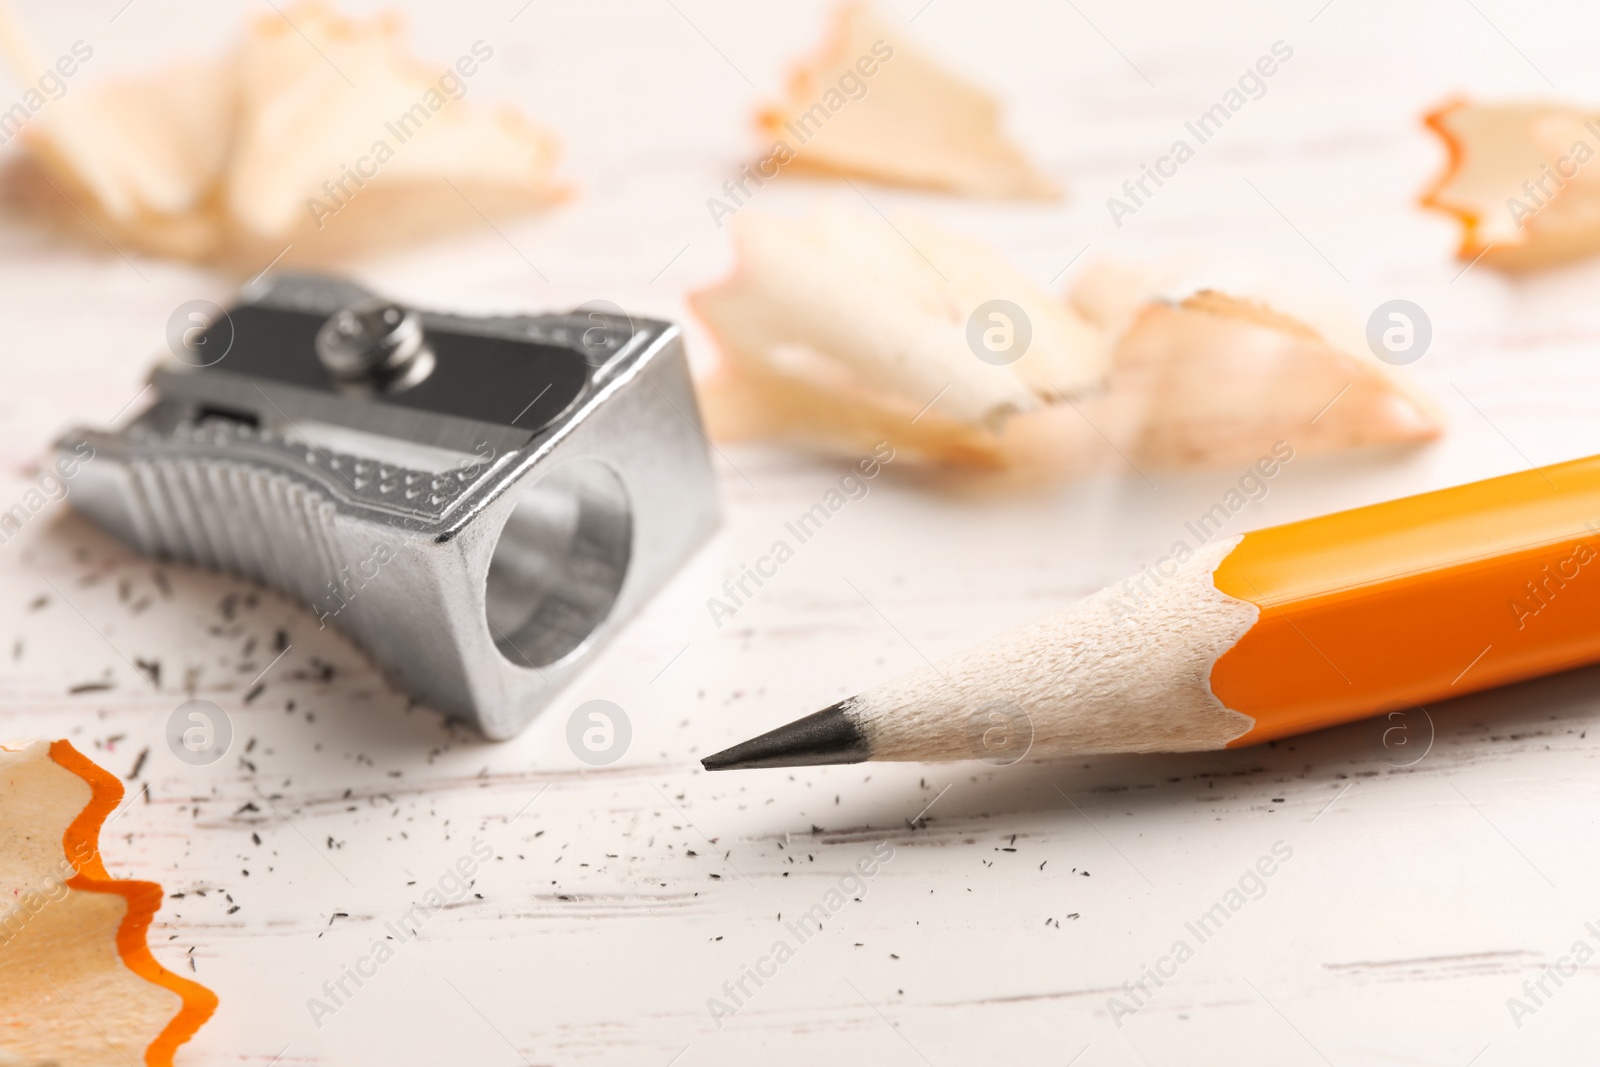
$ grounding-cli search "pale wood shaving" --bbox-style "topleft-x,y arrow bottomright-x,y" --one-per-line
5,2 -> 565,267
757,3 -> 1056,199
1423,99 -> 1600,272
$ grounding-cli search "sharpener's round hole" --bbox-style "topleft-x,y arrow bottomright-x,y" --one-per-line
485,459 -> 631,669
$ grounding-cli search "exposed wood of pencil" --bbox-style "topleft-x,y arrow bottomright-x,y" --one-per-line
704,455 -> 1600,769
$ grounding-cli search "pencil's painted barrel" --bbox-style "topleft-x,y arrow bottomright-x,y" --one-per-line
1213,455 -> 1600,745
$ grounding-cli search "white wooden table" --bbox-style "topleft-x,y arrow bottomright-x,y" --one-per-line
5,1 -> 1600,1064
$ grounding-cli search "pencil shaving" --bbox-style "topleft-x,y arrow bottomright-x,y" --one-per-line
9,2 -> 564,266
695,234 -> 1439,475
1073,285 -> 1444,470
1422,99 -> 1600,272
757,3 -> 1056,199
0,740 -> 215,1067
690,203 -> 1107,467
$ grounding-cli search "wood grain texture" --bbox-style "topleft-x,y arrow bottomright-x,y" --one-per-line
3,1 -> 1600,1064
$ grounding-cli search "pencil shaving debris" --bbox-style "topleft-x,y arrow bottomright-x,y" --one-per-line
0,740 -> 216,1067
1067,263 -> 1445,470
690,203 -> 1108,468
756,3 -> 1056,199
692,224 -> 1441,473
1422,99 -> 1600,272
7,2 -> 565,266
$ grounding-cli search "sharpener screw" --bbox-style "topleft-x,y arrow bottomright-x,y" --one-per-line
314,298 -> 435,391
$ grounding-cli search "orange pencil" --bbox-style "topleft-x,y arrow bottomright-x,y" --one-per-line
705,455 -> 1600,769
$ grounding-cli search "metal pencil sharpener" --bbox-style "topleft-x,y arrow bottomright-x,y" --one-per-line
57,275 -> 718,739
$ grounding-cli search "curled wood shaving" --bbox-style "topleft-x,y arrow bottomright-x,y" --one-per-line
691,203 -> 1107,467
0,740 -> 215,1067
1070,286 -> 1443,471
1422,99 -> 1600,272
5,2 -> 565,267
756,3 -> 1056,199
693,232 -> 1442,478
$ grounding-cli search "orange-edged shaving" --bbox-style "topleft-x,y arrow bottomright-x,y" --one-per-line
1421,98 -> 1600,272
1419,99 -> 1484,261
0,739 -> 216,1066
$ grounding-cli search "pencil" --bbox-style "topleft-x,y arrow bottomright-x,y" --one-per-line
703,454 -> 1600,770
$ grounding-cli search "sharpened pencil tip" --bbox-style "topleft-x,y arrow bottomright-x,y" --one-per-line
701,700 -> 871,771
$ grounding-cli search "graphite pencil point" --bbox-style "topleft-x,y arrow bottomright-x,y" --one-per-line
701,701 -> 870,771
